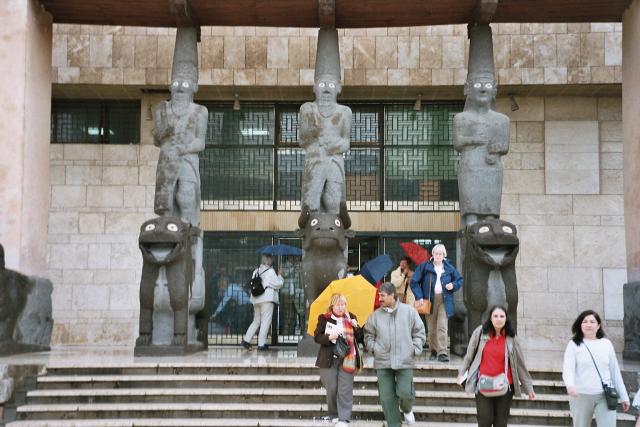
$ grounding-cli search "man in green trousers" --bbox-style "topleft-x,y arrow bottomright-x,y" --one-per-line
364,282 -> 426,426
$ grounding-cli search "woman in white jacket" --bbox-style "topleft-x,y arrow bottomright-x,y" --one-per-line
562,310 -> 630,427
242,254 -> 283,351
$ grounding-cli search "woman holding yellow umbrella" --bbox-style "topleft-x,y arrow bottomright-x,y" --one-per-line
314,293 -> 364,427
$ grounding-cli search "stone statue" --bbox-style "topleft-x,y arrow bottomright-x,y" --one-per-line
453,24 -> 509,228
137,26 -> 207,355
451,24 -> 516,356
296,28 -> 354,356
135,216 -> 205,355
299,28 -> 352,218
153,27 -> 208,226
461,219 -> 519,332
0,243 -> 53,356
296,206 -> 354,356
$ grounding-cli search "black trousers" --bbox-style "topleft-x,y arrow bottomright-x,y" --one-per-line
474,389 -> 514,427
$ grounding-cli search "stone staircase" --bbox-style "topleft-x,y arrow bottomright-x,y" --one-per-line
7,361 -> 636,427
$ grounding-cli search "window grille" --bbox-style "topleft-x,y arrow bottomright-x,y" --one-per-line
50,100 -> 140,144
200,102 -> 462,212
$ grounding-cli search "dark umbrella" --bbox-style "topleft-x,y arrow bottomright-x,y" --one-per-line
258,244 -> 303,256
360,254 -> 394,285
400,242 -> 430,265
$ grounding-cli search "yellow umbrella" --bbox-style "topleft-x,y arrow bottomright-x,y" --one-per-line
307,275 -> 378,336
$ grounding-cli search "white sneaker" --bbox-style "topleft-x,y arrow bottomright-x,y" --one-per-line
403,411 -> 415,424
335,421 -> 348,427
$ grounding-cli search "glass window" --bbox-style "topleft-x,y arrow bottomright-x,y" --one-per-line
200,102 -> 462,212
51,100 -> 140,144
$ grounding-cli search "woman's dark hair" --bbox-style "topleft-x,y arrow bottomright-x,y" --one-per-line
400,256 -> 412,266
571,310 -> 605,345
481,306 -> 515,337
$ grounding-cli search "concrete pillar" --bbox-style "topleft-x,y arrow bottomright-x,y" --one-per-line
623,0 -> 640,360
0,0 -> 52,274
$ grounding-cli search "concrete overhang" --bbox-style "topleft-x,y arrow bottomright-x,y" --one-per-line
41,0 -> 631,27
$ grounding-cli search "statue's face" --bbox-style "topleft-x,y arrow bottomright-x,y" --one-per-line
465,78 -> 496,105
170,78 -> 196,102
313,75 -> 341,103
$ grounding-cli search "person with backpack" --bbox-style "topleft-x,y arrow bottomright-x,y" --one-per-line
241,254 -> 283,351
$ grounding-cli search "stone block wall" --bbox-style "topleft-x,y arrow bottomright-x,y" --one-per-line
47,142 -> 158,345
51,23 -> 622,87
496,96 -> 626,351
46,96 -> 626,351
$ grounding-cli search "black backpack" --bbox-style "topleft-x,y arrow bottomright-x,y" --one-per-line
249,267 -> 271,297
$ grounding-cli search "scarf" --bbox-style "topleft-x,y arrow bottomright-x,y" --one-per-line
326,312 -> 357,374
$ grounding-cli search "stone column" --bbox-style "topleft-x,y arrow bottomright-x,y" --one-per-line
0,0 -> 52,274
622,0 -> 640,360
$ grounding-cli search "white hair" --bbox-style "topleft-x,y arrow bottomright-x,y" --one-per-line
432,243 -> 447,258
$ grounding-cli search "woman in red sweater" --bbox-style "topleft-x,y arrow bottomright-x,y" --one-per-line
457,306 -> 536,427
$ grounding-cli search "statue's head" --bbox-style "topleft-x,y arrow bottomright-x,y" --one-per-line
464,76 -> 497,106
313,74 -> 341,104
465,24 -> 496,108
169,76 -> 197,103
169,26 -> 199,103
313,28 -> 341,104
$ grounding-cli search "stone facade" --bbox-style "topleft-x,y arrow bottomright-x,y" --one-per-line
44,21 -> 627,351
47,96 -> 626,351
51,23 -> 622,87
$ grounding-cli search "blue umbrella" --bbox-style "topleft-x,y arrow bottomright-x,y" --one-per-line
258,244 -> 303,256
360,254 -> 394,285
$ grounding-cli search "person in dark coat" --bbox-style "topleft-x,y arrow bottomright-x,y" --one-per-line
314,293 -> 363,427
410,243 -> 463,362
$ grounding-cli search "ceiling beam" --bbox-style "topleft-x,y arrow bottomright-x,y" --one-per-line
473,0 -> 498,24
318,0 -> 335,28
168,0 -> 201,40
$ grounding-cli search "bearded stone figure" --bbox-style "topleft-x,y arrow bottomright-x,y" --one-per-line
297,28 -> 354,356
136,26 -> 207,355
453,24 -> 509,229
451,24 -> 516,355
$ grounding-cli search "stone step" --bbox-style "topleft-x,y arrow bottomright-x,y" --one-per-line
14,402 -> 636,425
24,387 -> 570,409
5,419 -> 555,427
42,363 -> 564,380
35,373 -> 567,394
18,403 -> 634,427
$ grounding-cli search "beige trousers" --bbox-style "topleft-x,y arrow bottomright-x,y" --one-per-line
427,293 -> 448,355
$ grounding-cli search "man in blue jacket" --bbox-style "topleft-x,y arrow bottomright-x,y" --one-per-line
410,244 -> 463,362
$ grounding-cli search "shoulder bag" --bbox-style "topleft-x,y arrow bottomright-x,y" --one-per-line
584,342 -> 620,410
414,274 -> 432,315
478,341 -> 510,397
333,335 -> 349,358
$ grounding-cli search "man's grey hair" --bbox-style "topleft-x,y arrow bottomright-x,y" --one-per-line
379,282 -> 396,297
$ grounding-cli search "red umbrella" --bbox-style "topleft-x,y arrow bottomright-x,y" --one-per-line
400,242 -> 430,265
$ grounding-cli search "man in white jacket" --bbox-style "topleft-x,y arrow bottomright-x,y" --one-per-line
364,282 -> 426,427
242,255 -> 284,351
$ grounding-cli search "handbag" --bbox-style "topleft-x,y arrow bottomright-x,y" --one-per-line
333,335 -> 349,358
584,343 -> 620,410
478,343 -> 510,397
414,275 -> 432,315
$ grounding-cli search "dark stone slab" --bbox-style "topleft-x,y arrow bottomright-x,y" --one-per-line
297,334 -> 320,357
623,281 -> 640,360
